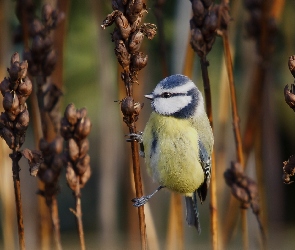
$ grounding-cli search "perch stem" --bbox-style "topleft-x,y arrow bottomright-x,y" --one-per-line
49,196 -> 62,250
200,56 -> 218,250
73,176 -> 86,250
10,150 -> 26,250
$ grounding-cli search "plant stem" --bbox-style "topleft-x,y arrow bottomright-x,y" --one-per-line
50,196 -> 62,250
200,56 -> 218,250
129,137 -> 147,250
10,150 -> 26,250
71,176 -> 86,250
222,30 -> 249,250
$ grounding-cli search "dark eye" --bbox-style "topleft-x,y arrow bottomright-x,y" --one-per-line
161,92 -> 171,98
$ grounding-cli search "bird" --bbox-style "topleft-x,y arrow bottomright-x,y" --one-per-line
130,74 -> 214,233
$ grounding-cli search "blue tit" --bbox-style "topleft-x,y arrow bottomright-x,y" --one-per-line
131,74 -> 214,233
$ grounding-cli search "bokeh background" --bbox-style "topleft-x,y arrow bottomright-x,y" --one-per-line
1,0 -> 295,249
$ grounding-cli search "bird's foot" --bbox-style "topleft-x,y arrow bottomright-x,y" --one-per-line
126,132 -> 143,143
131,195 -> 151,207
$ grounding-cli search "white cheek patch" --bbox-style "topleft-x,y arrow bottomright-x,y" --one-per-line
153,80 -> 196,96
153,95 -> 193,115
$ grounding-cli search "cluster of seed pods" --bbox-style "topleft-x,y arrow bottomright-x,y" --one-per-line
23,4 -> 64,77
190,0 -> 218,57
0,52 -> 32,150
60,104 -> 92,190
102,0 -> 157,88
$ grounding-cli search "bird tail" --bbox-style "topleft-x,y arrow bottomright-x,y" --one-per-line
185,192 -> 201,234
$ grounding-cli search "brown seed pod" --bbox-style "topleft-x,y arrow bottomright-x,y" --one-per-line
19,60 -> 28,80
42,4 -> 53,23
121,96 -> 135,116
77,107 -> 87,120
0,78 -> 10,96
115,12 -> 131,40
115,40 -> 131,70
80,165 -> 91,188
112,0 -> 125,12
68,138 -> 80,162
76,154 -> 90,176
79,139 -> 89,159
15,108 -> 29,132
192,0 -> 205,26
74,117 -> 91,140
190,28 -> 206,57
201,13 -> 217,42
65,103 -> 78,125
17,77 -> 32,97
11,52 -> 20,65
129,30 -> 144,53
31,36 -> 44,54
29,19 -> 44,37
50,136 -> 63,154
66,162 -> 77,191
41,169 -> 55,184
43,49 -> 57,76
8,63 -> 21,84
140,23 -> 157,40
52,155 -> 64,172
126,0 -> 146,24
3,91 -> 19,113
130,51 -> 148,71
42,36 -> 54,53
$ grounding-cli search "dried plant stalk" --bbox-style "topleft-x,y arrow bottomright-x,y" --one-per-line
101,2 -> 157,249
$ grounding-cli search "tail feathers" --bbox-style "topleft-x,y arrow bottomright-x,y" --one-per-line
185,195 -> 201,234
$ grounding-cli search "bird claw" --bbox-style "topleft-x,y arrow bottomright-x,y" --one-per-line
131,195 -> 150,207
126,132 -> 143,143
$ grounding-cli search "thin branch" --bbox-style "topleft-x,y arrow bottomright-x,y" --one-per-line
10,150 -> 26,250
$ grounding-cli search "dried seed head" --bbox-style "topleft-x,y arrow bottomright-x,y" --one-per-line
130,51 -> 148,71
112,0 -> 125,11
65,103 -> 78,125
126,0 -> 146,24
190,28 -> 206,57
77,108 -> 87,119
140,23 -> 157,40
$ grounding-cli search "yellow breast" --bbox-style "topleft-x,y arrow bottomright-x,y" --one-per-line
143,112 -> 204,195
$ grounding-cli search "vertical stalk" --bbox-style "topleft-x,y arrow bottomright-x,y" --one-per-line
200,56 -> 218,250
222,30 -> 248,250
50,197 -> 62,250
10,150 -> 26,250
71,177 -> 86,250
129,135 -> 147,250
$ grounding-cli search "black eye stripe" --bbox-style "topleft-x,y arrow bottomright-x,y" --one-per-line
156,93 -> 186,98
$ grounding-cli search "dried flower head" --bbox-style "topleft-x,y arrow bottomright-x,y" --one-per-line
0,52 -> 32,150
61,103 -> 92,190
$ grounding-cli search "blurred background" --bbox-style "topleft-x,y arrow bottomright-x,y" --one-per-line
1,0 -> 295,249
